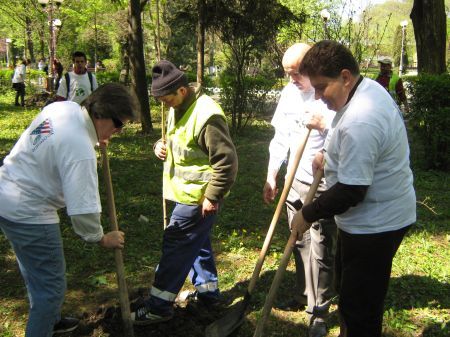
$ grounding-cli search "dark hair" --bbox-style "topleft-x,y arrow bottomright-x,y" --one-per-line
299,40 -> 360,78
81,83 -> 140,122
72,51 -> 87,62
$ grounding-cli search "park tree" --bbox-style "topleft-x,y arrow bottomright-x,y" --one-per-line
210,0 -> 295,130
128,0 -> 152,133
0,0 -> 44,62
196,0 -> 206,84
410,0 -> 447,74
392,25 -> 410,71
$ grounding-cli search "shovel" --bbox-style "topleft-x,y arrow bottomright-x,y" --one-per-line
100,144 -> 134,337
253,167 -> 324,337
205,128 -> 311,337
161,102 -> 169,229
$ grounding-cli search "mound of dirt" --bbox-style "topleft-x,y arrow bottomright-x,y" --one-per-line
70,291 -> 233,337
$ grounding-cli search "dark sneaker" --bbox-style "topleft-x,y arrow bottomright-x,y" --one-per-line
131,304 -> 173,326
53,317 -> 79,335
275,298 -> 307,312
180,290 -> 223,310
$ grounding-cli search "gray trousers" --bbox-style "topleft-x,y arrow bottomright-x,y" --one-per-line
286,178 -> 337,320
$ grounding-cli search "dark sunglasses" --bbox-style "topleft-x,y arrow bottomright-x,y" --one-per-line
112,117 -> 124,129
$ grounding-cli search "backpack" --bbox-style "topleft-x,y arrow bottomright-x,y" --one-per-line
64,71 -> 94,99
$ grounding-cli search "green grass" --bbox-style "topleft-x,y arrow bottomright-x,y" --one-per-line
0,93 -> 449,336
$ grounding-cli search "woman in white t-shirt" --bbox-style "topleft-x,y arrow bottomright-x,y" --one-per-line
12,58 -> 27,107
293,41 -> 416,337
0,83 -> 139,337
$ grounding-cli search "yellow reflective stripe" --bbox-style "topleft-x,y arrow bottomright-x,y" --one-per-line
150,286 -> 177,302
172,167 -> 212,181
171,142 -> 206,160
195,282 -> 218,293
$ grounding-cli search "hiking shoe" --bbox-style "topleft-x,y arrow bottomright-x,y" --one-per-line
131,304 -> 173,326
53,317 -> 79,335
309,317 -> 327,337
275,298 -> 307,312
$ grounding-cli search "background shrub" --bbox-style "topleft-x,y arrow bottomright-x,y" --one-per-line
95,71 -> 120,85
407,73 -> 450,171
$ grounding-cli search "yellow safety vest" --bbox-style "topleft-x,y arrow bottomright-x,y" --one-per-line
163,95 -> 226,205
388,74 -> 400,102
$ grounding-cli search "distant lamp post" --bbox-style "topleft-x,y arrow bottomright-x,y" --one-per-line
5,38 -> 12,68
38,0 -> 64,92
399,20 -> 408,76
320,9 -> 331,39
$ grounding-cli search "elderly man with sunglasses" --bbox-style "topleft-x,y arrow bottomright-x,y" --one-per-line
0,83 -> 139,337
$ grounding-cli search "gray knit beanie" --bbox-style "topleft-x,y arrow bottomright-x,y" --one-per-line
151,60 -> 188,97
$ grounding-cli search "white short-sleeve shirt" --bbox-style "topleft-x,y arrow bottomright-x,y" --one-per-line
269,83 -> 335,184
12,64 -> 26,83
56,71 -> 98,104
0,102 -> 101,224
325,78 -> 416,234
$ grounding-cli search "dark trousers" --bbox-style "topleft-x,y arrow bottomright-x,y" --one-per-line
335,225 -> 411,337
14,82 -> 25,106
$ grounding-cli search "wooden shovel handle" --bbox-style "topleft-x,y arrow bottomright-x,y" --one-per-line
100,144 -> 134,337
161,103 -> 168,229
247,128 -> 312,293
253,167 -> 324,337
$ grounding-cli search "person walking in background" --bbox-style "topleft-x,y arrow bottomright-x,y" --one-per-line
294,40 -> 416,337
375,57 -> 409,114
12,58 -> 27,107
38,59 -> 46,86
0,83 -> 139,337
53,58 -> 64,91
131,60 -> 238,325
56,51 -> 98,104
263,43 -> 336,337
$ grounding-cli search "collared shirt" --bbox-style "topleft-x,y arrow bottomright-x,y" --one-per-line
269,82 -> 334,184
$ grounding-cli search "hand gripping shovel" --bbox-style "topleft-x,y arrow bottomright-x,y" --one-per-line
100,144 -> 134,337
253,166 -> 324,337
205,128 -> 312,337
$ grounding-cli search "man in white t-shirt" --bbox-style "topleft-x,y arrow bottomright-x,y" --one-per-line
56,51 -> 98,104
0,83 -> 138,337
263,43 -> 336,337
294,41 -> 416,337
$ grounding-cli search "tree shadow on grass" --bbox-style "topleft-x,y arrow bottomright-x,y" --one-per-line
72,269 -> 311,337
386,274 -> 449,311
421,322 -> 450,337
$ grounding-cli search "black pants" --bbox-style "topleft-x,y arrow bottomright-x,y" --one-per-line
335,225 -> 411,337
13,82 -> 25,106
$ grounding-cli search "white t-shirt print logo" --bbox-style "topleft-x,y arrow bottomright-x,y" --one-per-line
30,118 -> 54,152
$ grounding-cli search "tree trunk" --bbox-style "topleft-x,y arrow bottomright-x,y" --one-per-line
25,17 -> 34,63
155,0 -> 161,61
196,0 -> 205,84
128,0 -> 153,133
410,0 -> 446,74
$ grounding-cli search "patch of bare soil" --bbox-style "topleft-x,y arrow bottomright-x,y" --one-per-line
70,290 -> 233,337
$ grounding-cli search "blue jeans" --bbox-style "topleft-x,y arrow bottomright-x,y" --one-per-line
148,203 -> 219,315
0,216 -> 66,337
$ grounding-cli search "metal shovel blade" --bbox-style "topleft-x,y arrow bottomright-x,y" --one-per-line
205,294 -> 250,337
